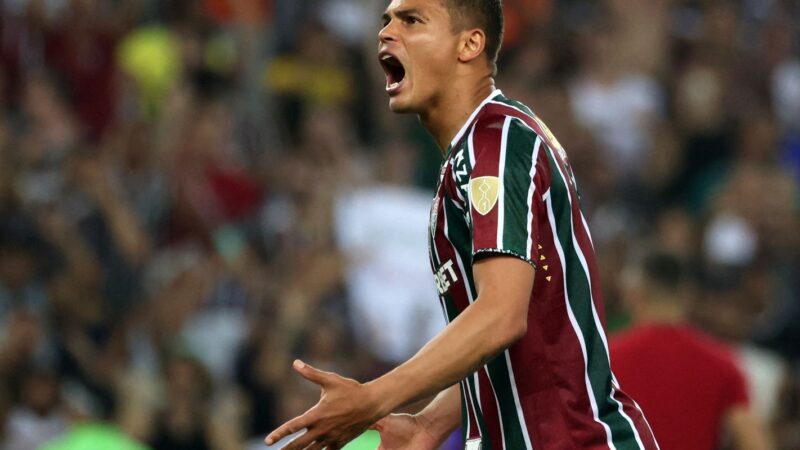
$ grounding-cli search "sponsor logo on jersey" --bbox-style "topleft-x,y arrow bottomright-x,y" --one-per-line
469,176 -> 500,215
434,259 -> 459,295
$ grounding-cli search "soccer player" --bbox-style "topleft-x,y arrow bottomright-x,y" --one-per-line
265,0 -> 660,449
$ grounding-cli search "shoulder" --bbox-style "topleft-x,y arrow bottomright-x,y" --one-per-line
684,327 -> 745,372
620,325 -> 744,374
474,96 -> 537,131
474,97 -> 567,159
470,103 -> 540,154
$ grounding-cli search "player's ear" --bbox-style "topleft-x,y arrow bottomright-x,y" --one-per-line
457,28 -> 486,64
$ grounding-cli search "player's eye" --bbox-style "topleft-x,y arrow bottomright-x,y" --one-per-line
404,16 -> 421,25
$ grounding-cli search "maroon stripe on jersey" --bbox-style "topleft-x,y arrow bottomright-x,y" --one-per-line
468,113 -> 503,252
477,370 -> 505,450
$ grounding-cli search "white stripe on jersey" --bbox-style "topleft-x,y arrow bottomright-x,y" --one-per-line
497,117 -> 512,249
525,137 -> 543,261
467,126 -> 478,229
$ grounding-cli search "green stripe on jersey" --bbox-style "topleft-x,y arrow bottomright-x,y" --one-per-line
491,95 -> 536,117
500,118 -> 538,258
485,357 -> 530,449
465,373 -> 492,450
545,147 -> 644,450
442,200 -> 475,296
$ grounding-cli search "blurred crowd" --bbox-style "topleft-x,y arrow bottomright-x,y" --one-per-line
0,0 -> 798,449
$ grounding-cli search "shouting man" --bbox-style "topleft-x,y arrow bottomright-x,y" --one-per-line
267,1 -> 660,449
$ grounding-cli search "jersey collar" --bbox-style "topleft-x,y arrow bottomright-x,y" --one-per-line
448,89 -> 503,150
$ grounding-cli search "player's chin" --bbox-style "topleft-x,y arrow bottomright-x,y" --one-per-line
387,94 -> 418,114
388,100 -> 415,114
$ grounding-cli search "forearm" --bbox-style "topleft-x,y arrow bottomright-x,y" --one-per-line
367,291 -> 526,417
416,384 -> 462,442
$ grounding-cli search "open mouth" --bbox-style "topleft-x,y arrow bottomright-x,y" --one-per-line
380,53 -> 406,93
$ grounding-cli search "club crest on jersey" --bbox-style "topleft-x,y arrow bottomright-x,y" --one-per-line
469,176 -> 500,216
534,116 -> 568,162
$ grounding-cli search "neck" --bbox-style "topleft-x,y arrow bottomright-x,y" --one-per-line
419,77 -> 495,153
634,300 -> 686,325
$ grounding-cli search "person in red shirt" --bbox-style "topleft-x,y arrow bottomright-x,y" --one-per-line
611,251 -> 771,450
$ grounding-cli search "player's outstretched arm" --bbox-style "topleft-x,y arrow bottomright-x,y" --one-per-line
265,256 -> 534,450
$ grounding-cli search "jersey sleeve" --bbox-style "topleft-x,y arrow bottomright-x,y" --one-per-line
465,115 -> 547,267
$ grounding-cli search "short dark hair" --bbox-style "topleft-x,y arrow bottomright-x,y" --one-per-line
443,0 -> 504,75
641,252 -> 685,295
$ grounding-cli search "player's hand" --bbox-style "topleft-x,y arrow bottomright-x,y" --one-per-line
265,360 -> 385,450
372,414 -> 442,450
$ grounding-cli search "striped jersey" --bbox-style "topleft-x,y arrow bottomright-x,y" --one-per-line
428,90 -> 659,450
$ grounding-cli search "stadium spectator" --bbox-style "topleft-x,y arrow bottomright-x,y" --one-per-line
611,251 -> 771,450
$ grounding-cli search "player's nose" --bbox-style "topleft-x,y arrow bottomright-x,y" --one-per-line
378,22 -> 397,44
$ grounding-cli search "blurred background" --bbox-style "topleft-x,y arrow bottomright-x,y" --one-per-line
0,0 -> 799,449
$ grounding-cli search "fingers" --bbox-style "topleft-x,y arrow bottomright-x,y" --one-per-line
265,414 -> 310,446
277,429 -> 317,450
293,359 -> 337,387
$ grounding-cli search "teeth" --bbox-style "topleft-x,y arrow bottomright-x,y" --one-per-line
388,82 -> 400,90
382,54 -> 392,61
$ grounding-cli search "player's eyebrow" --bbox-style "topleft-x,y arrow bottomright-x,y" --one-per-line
382,7 -> 428,26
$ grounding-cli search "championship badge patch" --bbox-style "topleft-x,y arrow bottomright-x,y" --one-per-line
469,176 -> 500,215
